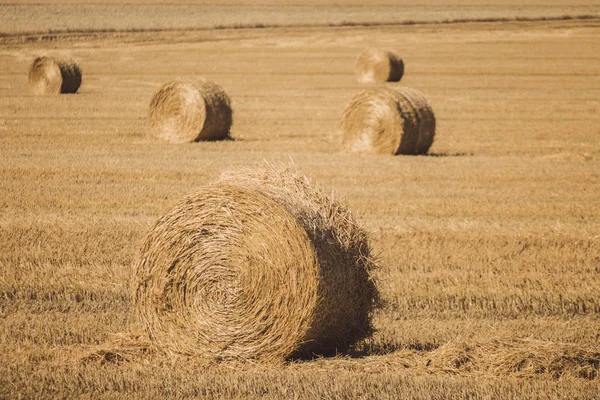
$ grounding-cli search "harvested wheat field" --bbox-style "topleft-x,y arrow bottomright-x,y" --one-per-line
1,0 -> 600,398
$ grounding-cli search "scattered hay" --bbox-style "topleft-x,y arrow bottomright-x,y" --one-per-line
341,86 -> 436,155
80,331 -> 155,366
355,49 -> 404,84
148,78 -> 233,143
28,56 -> 82,95
134,164 -> 378,362
426,338 -> 600,380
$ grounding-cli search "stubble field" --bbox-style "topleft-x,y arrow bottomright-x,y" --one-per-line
1,2 -> 600,398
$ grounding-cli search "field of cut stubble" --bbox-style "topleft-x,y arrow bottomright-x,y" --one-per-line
1,1 -> 600,398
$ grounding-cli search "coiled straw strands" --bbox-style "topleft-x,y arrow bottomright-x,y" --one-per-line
28,56 -> 82,95
356,49 -> 404,84
148,79 -> 232,143
134,165 -> 378,362
341,86 -> 436,155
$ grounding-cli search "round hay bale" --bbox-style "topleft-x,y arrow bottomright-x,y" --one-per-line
356,49 -> 404,83
148,79 -> 232,143
341,86 -> 436,155
28,56 -> 82,95
134,165 -> 378,362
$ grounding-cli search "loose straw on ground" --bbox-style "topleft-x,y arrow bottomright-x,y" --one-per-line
148,78 -> 233,143
426,338 -> 600,380
134,164 -> 379,362
341,86 -> 436,155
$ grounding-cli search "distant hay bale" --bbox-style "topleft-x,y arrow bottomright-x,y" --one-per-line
28,56 -> 82,95
341,86 -> 436,155
148,79 -> 233,143
356,49 -> 404,83
134,164 -> 378,362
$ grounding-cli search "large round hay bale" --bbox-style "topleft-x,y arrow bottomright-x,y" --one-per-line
28,56 -> 82,95
341,86 -> 436,155
134,165 -> 378,362
148,79 -> 232,143
356,49 -> 404,83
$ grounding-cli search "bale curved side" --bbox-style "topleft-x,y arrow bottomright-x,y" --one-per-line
28,56 -> 82,95
148,79 -> 232,143
341,86 -> 436,155
134,165 -> 378,362
219,165 -> 379,357
356,49 -> 404,84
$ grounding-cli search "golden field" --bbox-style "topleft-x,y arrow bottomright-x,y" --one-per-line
1,2 -> 599,398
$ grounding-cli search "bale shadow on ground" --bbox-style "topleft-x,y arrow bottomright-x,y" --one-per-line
425,152 -> 473,157
288,335 -> 439,362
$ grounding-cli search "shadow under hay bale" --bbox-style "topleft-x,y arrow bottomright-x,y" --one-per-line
134,165 -> 378,363
341,86 -> 436,155
148,79 -> 233,143
28,56 -> 82,95
355,49 -> 404,84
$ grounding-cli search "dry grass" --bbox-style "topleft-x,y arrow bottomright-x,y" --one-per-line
425,338 -> 599,379
1,3 -> 600,398
1,2 -> 599,37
